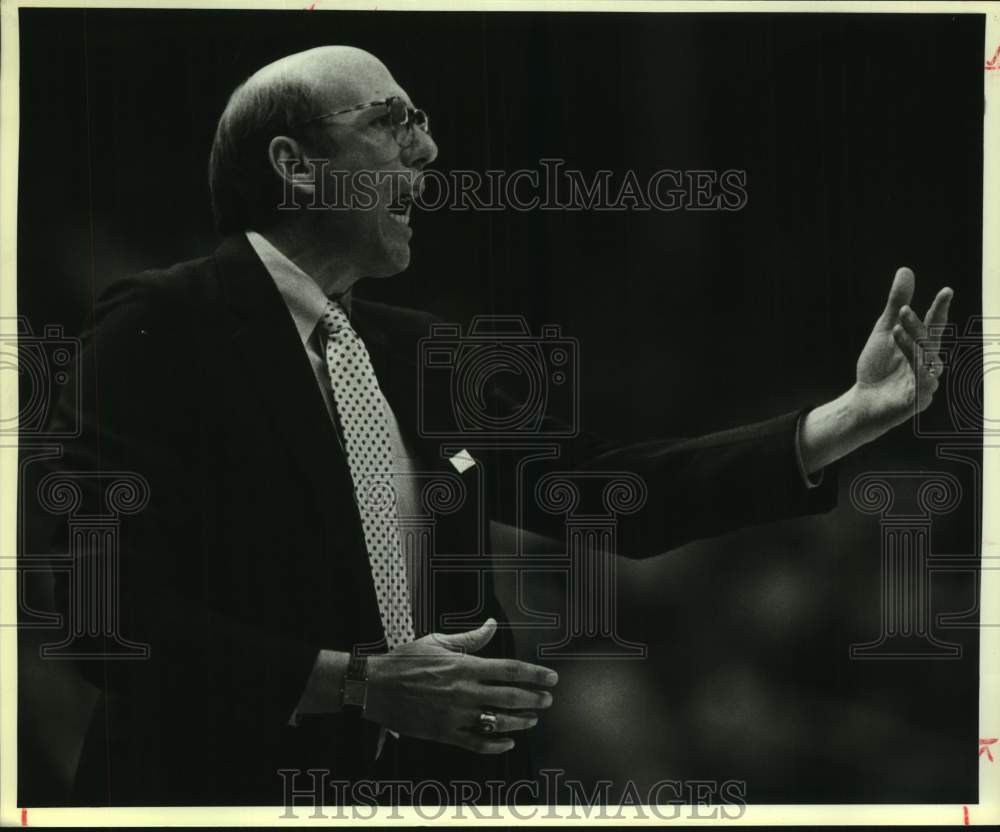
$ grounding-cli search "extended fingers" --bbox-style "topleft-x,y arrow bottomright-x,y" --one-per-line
470,682 -> 554,711
880,267 -> 915,324
449,656 -> 556,710
900,304 -> 945,376
479,710 -> 538,733
452,732 -> 516,755
924,287 -> 954,329
898,305 -> 927,343
923,287 -> 954,355
415,655 -> 556,755
893,323 -> 942,382
469,657 -> 559,688
892,323 -> 916,364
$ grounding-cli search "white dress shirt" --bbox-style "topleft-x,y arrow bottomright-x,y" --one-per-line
245,231 -> 426,595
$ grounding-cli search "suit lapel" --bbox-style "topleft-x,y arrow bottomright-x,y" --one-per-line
213,234 -> 358,522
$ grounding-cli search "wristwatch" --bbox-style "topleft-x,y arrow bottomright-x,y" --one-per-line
341,654 -> 368,715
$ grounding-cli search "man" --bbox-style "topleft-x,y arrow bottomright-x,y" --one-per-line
41,46 -> 952,806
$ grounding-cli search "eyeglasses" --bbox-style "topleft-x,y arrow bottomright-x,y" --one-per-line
293,96 -> 431,148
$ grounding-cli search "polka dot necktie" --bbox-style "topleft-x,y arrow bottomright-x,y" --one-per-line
320,299 -> 415,650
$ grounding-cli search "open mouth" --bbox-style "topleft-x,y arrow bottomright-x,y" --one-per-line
387,192 -> 413,226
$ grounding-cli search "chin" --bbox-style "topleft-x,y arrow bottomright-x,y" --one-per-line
371,248 -> 411,278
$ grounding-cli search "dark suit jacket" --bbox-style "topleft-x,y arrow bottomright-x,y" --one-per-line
35,233 -> 836,805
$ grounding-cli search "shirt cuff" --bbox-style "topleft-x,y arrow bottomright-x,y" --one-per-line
795,413 -> 824,489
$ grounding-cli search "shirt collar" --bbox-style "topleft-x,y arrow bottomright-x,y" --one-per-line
244,230 -> 351,347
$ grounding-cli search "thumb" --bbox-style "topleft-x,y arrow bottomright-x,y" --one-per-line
879,266 -> 915,326
432,618 -> 497,654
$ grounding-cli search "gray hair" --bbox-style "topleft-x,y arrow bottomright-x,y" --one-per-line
208,75 -> 324,234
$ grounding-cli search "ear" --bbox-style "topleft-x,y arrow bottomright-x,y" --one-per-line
268,135 -> 323,206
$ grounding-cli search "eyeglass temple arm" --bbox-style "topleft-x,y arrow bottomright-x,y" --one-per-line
295,99 -> 391,127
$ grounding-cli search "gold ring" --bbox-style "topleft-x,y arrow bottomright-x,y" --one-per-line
478,711 -> 498,734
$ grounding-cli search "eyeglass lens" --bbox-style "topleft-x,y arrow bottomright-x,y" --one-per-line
387,98 -> 430,146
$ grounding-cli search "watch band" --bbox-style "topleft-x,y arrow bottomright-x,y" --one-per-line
341,654 -> 368,715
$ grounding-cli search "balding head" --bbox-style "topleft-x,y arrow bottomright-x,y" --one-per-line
249,46 -> 403,113
209,46 -> 405,234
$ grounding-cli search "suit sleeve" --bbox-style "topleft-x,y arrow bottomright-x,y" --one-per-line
481,382 -> 838,558
38,277 -> 321,735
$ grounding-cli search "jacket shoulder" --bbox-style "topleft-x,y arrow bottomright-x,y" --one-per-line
99,254 -> 219,307
92,254 -> 221,335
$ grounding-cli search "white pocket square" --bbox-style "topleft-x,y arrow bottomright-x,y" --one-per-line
448,449 -> 477,474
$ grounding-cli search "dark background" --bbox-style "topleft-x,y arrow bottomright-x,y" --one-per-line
17,8 -> 984,806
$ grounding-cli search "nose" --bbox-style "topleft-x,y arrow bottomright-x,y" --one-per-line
403,126 -> 438,170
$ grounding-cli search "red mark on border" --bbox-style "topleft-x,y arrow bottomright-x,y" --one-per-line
305,1 -> 318,8
987,44 -> 1000,70
963,805 -> 969,825
980,737 -> 998,762
20,808 -> 26,827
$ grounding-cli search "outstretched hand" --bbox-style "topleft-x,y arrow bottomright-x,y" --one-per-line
854,266 -> 953,434
798,267 -> 955,474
